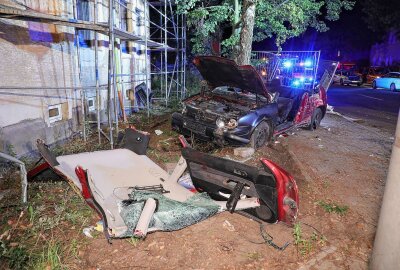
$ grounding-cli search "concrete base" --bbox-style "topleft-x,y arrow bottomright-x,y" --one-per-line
0,110 -> 81,157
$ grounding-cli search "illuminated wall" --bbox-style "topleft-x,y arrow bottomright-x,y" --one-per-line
0,0 -> 150,156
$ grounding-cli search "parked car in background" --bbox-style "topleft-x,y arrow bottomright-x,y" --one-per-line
337,62 -> 358,71
333,69 -> 362,86
372,72 -> 400,91
172,56 -> 330,149
365,66 -> 387,84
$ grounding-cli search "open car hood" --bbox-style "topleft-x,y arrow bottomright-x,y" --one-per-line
193,56 -> 269,98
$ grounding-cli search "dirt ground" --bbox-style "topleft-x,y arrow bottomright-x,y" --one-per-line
0,113 -> 394,269
77,113 -> 394,269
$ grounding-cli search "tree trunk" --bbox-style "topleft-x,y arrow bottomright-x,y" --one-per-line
235,0 -> 256,65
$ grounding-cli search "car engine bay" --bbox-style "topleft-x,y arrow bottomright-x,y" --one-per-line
182,87 -> 269,124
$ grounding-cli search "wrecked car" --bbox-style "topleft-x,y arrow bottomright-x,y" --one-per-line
172,56 -> 329,148
29,128 -> 299,241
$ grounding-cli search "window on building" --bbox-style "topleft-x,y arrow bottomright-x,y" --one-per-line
48,104 -> 62,123
76,0 -> 92,47
119,0 -> 128,31
87,98 -> 96,112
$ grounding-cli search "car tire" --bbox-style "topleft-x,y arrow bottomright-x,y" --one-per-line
340,79 -> 344,86
357,82 -> 362,86
372,81 -> 377,89
390,83 -> 396,92
250,121 -> 271,149
308,108 -> 323,130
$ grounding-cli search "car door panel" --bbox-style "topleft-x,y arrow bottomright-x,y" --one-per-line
380,78 -> 387,89
376,79 -> 381,88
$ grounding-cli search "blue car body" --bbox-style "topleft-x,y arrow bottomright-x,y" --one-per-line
373,72 -> 400,91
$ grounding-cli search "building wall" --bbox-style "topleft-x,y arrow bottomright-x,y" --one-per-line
0,0 -> 80,156
0,0 -> 150,156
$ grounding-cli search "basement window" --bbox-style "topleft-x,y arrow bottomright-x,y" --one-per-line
87,98 -> 95,112
48,104 -> 62,123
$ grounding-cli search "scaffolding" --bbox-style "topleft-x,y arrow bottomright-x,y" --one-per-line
0,0 -> 186,149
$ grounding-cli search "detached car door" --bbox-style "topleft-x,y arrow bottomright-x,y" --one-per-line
182,147 -> 299,224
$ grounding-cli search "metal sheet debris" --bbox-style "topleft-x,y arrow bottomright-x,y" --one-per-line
31,128 -> 299,242
0,152 -> 28,204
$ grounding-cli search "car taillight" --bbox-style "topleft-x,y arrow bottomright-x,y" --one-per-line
261,159 -> 299,225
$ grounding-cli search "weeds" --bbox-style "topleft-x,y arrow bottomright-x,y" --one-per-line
148,149 -> 179,164
0,182 -> 93,268
126,236 -> 141,247
3,246 -> 29,269
33,241 -> 63,270
317,200 -> 349,215
28,205 -> 36,224
293,223 -> 312,256
293,223 -> 326,256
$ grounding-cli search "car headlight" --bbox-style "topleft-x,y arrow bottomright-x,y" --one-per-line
216,118 -> 225,128
226,119 -> 238,129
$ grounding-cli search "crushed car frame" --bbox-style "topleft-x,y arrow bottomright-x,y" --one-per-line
172,56 -> 336,148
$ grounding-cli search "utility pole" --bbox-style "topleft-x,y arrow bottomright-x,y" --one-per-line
370,109 -> 400,269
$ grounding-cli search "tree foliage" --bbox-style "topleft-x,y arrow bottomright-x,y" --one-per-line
177,0 -> 354,57
362,0 -> 400,38
177,0 -> 235,55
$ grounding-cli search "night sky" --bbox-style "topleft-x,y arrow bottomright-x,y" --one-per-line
253,1 -> 379,65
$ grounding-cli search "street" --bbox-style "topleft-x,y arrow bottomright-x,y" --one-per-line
327,84 -> 400,134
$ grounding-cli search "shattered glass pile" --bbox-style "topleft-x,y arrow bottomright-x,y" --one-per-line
119,190 -> 220,236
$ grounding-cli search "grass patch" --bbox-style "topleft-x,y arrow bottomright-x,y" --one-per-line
0,182 -> 93,269
317,200 -> 349,215
293,223 -> 326,256
1,244 -> 30,270
33,241 -> 63,270
126,237 -> 141,247
147,149 -> 180,164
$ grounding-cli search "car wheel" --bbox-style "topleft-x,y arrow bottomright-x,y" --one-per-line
340,79 -> 344,86
357,82 -> 362,86
250,121 -> 271,149
372,81 -> 377,89
390,83 -> 396,92
308,108 -> 323,130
